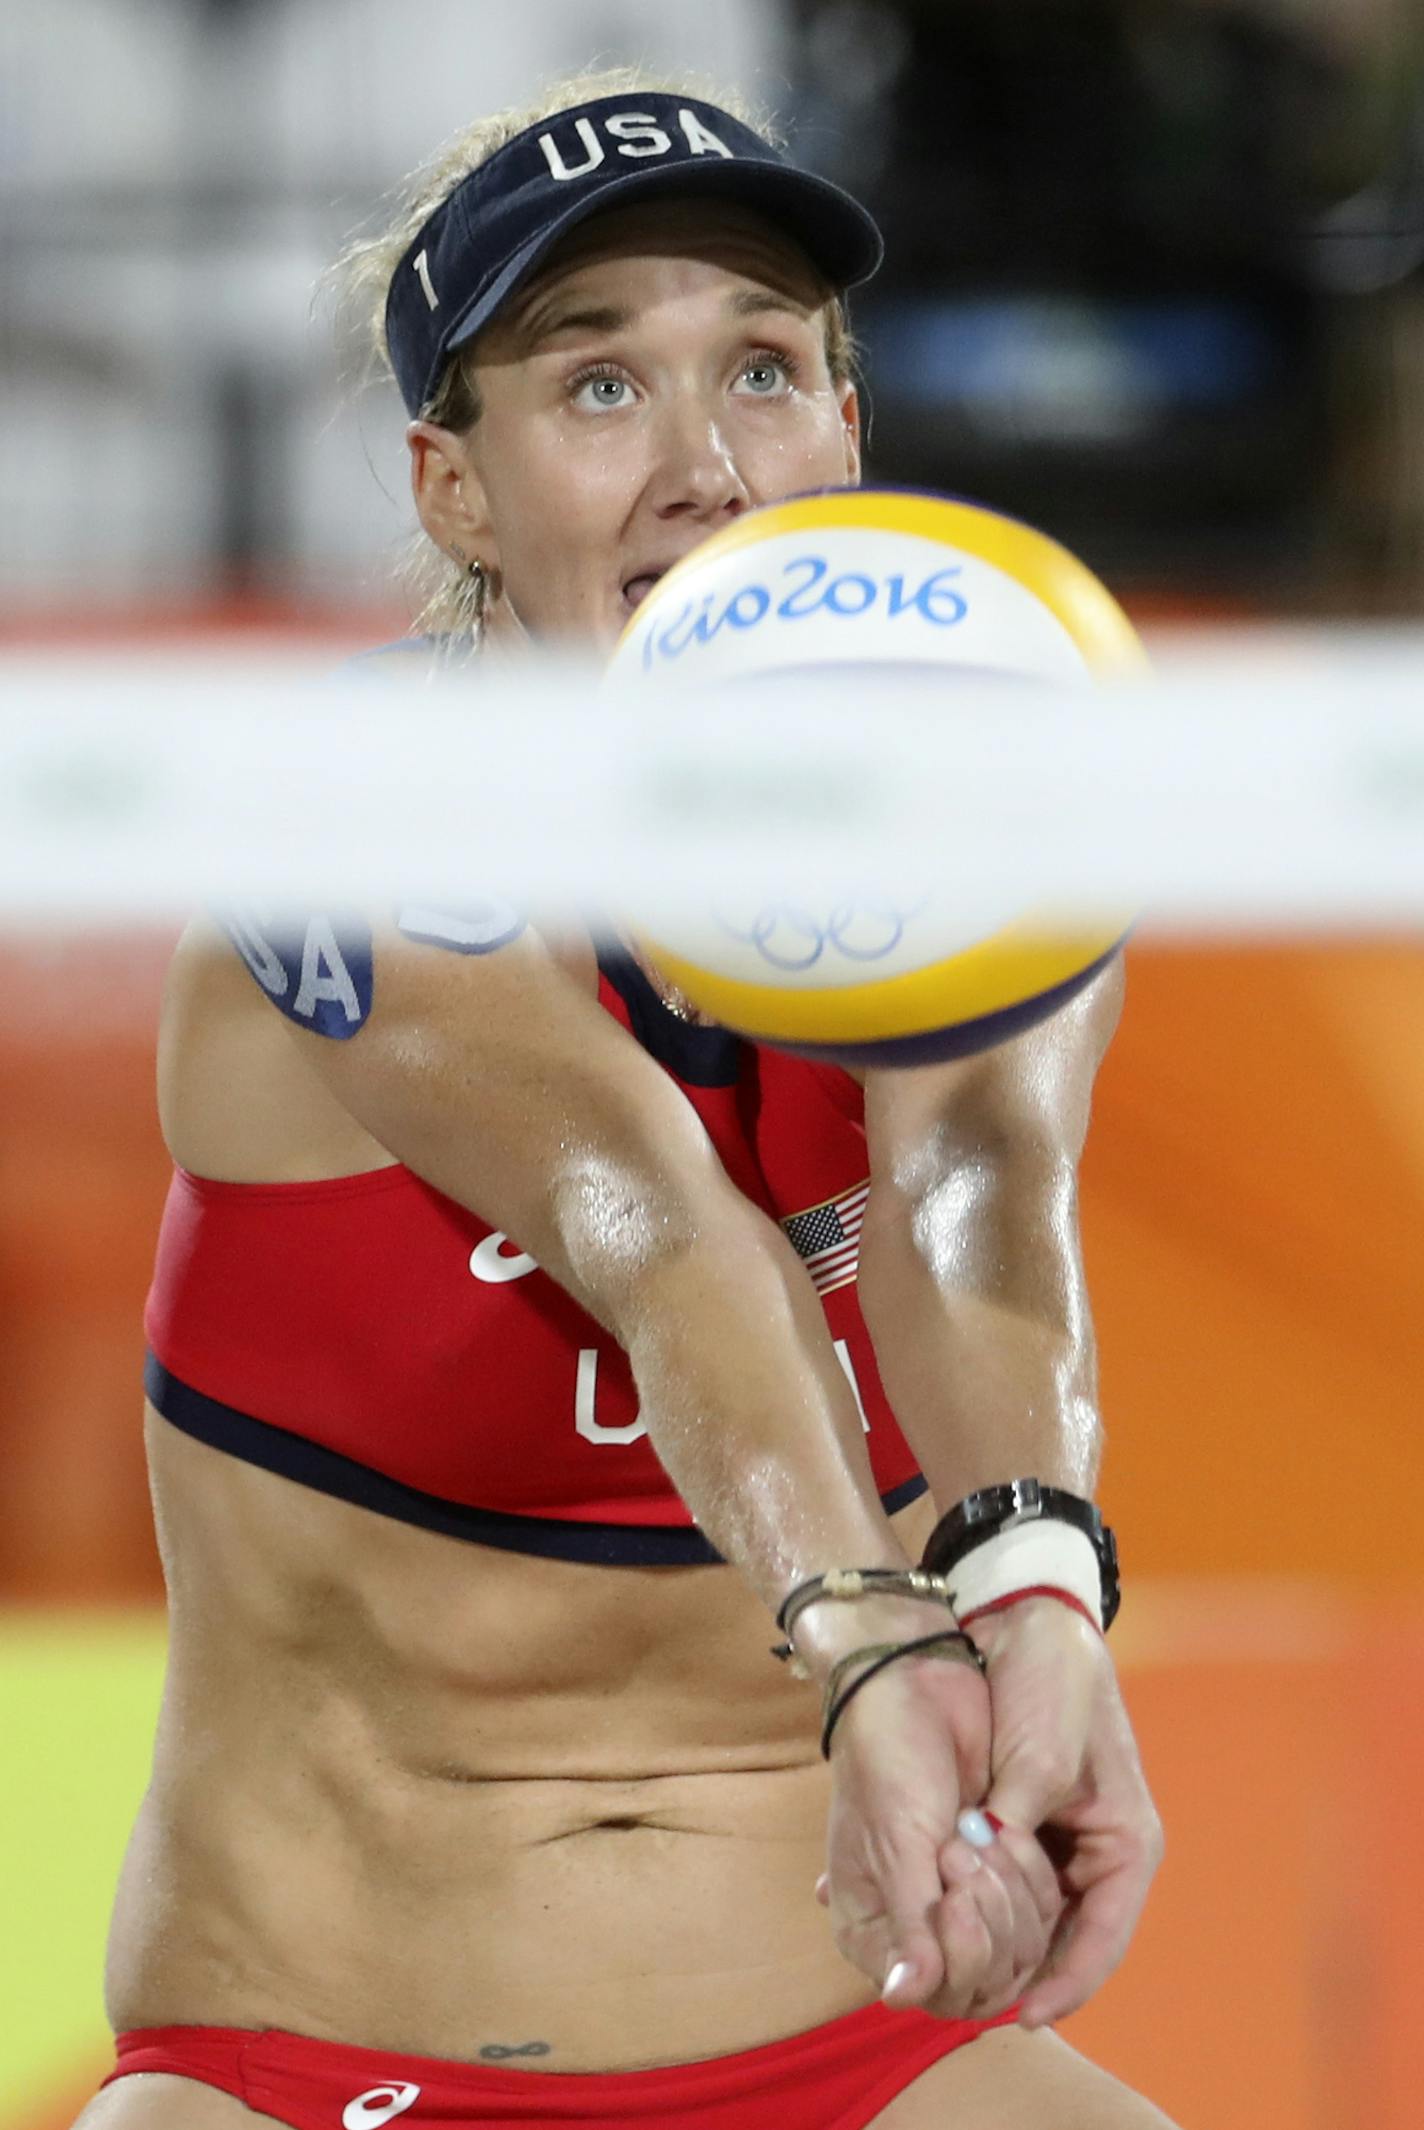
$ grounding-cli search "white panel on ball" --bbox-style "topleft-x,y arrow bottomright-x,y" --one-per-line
604,491 -> 1142,1065
610,527 -> 1095,690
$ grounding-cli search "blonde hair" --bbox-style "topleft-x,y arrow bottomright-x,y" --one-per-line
331,65 -> 860,643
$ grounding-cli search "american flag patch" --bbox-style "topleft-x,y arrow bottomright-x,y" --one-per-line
782,1180 -> 870,1298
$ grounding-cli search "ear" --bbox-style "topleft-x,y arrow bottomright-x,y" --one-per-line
838,381 -> 863,486
406,421 -> 498,572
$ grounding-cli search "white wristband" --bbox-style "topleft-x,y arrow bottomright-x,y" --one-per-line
949,1520 -> 1104,1630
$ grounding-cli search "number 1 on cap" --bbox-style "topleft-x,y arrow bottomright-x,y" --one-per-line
413,249 -> 439,312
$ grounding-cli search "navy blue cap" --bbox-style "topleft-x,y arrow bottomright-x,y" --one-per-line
385,94 -> 884,416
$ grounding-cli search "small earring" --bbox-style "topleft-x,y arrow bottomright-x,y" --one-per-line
467,557 -> 489,644
447,542 -> 489,642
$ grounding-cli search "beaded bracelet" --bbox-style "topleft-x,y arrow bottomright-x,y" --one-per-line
820,1630 -> 985,1759
771,1566 -> 959,1665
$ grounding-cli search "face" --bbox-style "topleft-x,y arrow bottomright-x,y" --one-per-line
408,200 -> 862,649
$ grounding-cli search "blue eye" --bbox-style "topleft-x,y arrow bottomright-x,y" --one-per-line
740,357 -> 796,396
572,370 -> 633,411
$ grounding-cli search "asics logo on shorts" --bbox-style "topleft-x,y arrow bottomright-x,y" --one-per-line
341,2084 -> 421,2129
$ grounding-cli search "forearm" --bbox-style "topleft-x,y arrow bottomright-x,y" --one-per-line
617,1196 -> 913,1612
856,1149 -> 1101,1510
283,931 -> 934,1624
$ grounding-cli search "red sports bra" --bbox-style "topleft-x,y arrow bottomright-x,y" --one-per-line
144,947 -> 925,1564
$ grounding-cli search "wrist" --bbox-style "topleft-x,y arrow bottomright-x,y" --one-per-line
819,1628 -> 985,1757
959,1583 -> 1104,1637
921,1478 -> 1119,1632
791,1592 -> 961,1681
968,1590 -> 1106,1661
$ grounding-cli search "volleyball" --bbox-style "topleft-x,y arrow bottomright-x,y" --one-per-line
606,490 -> 1147,1066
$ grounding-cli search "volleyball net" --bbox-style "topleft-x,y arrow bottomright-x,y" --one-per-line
2,628 -> 1423,930
4,629 -> 1423,2130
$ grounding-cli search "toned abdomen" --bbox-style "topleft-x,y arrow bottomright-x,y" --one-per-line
106,1412 -> 934,2069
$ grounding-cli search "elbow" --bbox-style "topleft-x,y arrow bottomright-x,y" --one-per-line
872,1127 -> 1081,1290
550,1149 -> 702,1313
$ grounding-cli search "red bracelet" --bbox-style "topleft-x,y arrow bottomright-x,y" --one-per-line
957,1585 -> 1104,1636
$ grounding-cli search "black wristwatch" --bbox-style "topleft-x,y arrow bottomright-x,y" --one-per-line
921,1477 -> 1121,1631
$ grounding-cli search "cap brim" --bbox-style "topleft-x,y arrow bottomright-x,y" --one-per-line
442,157 -> 884,366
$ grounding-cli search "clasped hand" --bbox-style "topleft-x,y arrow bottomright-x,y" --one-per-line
817,1600 -> 1162,2027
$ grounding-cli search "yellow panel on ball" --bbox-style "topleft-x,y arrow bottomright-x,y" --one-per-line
608,490 -> 1143,1066
643,920 -> 1128,1052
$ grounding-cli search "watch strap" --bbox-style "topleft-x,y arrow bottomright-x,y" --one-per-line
921,1478 -> 1121,1631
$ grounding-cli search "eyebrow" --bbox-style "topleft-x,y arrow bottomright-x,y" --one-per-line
518,287 -> 818,352
728,290 -> 818,323
510,302 -> 621,351
518,303 -> 632,351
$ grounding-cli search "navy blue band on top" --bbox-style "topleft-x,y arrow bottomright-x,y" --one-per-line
596,940 -> 744,1087
145,1354 -> 927,1567
385,93 -> 884,415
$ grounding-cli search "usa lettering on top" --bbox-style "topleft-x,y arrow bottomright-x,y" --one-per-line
538,108 -> 736,183
409,111 -> 735,318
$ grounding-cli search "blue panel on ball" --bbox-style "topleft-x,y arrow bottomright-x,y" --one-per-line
763,945 -> 1124,1069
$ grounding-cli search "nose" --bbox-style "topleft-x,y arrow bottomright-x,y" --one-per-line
646,397 -> 751,527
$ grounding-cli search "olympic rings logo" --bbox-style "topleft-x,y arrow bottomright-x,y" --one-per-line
713,897 -> 928,971
639,555 -> 969,669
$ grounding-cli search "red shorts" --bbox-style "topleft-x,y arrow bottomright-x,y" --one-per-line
107,2005 -> 1015,2130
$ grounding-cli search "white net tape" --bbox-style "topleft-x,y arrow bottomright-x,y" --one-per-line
1,630 -> 1422,928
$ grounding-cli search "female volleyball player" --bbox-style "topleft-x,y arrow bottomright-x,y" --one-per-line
80,71 -> 1172,2130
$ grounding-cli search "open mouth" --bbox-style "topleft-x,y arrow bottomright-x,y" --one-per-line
622,572 -> 665,613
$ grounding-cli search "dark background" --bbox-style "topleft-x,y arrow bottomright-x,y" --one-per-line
788,0 -> 1423,606
2,0 -> 1420,622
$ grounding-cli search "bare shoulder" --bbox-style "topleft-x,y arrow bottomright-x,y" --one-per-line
157,912 -> 602,1184
532,920 -> 599,993
157,915 -> 395,1181
70,2074 -> 280,2129
871,2027 -> 1180,2130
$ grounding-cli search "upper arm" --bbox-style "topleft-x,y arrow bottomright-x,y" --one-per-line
861,959 -> 1125,1198
231,911 -> 742,1321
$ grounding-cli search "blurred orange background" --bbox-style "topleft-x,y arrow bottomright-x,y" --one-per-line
3,855 -> 1423,2130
